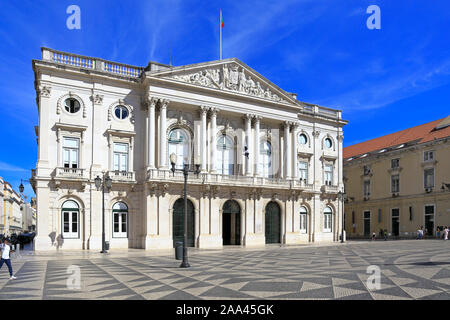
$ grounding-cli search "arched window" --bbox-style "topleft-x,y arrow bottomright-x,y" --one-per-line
324,137 -> 333,149
62,200 -> 79,239
112,202 -> 128,238
114,105 -> 129,120
217,135 -> 234,175
300,206 -> 308,234
298,133 -> 308,145
168,128 -> 190,170
259,140 -> 272,178
324,206 -> 333,233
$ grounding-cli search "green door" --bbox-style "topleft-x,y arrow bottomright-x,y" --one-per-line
173,198 -> 195,247
265,201 -> 281,244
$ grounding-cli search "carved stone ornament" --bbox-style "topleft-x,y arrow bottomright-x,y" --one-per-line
39,86 -> 51,98
91,94 -> 104,105
170,63 -> 286,103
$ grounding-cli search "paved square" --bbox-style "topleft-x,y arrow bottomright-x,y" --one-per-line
1,240 -> 450,300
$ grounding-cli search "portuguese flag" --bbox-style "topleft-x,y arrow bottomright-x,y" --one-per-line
220,11 -> 224,28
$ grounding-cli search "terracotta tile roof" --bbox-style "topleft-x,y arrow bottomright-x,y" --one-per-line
344,116 -> 450,159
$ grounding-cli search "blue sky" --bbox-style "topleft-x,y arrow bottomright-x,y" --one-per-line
1,0 -> 449,199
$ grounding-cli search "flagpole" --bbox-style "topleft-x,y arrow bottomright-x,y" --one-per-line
220,9 -> 222,60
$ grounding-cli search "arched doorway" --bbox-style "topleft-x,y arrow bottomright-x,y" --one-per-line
173,198 -> 195,247
222,200 -> 241,245
265,201 -> 281,244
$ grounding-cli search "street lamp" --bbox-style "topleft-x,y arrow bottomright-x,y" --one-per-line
170,153 -> 200,268
95,173 -> 112,254
338,190 -> 346,243
19,180 -> 24,193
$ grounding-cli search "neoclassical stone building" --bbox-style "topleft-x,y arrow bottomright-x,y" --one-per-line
30,48 -> 347,250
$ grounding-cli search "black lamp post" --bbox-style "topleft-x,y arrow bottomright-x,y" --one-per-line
338,190 -> 346,243
95,173 -> 112,254
19,180 -> 24,194
170,153 -> 200,268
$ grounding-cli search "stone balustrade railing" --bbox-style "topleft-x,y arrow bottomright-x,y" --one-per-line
107,170 -> 135,182
55,167 -> 85,179
301,103 -> 342,120
147,169 -> 319,191
41,47 -> 144,78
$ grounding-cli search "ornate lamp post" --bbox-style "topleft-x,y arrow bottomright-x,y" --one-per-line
170,153 -> 200,268
19,180 -> 24,194
95,173 -> 112,254
338,190 -> 346,243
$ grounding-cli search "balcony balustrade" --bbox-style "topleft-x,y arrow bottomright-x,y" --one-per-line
107,170 -> 136,183
41,48 -> 144,78
55,167 -> 86,180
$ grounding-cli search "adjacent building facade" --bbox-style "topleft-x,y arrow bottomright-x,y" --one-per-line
31,48 -> 347,251
344,117 -> 450,238
0,177 -> 27,235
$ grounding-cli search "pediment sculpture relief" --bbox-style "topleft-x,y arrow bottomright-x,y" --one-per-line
171,64 -> 286,103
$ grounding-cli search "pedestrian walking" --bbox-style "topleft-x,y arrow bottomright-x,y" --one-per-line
417,227 -> 423,239
384,229 -> 388,241
0,239 -> 17,280
371,232 -> 376,241
444,227 -> 449,241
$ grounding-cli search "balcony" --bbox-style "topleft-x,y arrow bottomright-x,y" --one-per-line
55,167 -> 86,180
321,182 -> 339,193
147,170 -> 316,191
107,171 -> 136,183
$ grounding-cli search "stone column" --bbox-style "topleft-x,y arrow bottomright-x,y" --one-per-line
254,116 -> 261,176
148,97 -> 157,169
284,121 -> 291,179
244,114 -> 252,176
200,106 -> 208,172
292,123 -> 299,179
210,108 -> 218,173
159,99 -> 168,169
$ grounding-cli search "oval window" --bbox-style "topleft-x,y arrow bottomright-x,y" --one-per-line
64,98 -> 80,114
325,138 -> 333,149
114,105 -> 129,119
298,133 -> 307,145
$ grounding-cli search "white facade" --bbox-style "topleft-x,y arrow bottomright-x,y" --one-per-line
31,48 -> 347,251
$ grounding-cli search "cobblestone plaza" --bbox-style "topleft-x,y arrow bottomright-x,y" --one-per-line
1,240 -> 450,300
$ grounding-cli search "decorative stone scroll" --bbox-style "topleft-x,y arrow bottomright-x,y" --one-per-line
171,63 -> 287,103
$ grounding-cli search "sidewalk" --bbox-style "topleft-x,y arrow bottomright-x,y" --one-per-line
11,240 -> 369,262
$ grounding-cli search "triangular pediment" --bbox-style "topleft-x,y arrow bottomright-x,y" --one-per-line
147,59 -> 299,105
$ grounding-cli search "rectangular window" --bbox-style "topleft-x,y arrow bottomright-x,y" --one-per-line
324,214 -> 332,232
299,161 -> 308,181
391,158 -> 400,168
62,137 -> 79,168
324,164 -> 333,185
424,168 -> 434,188
391,175 -> 400,193
113,143 -> 129,172
363,180 -> 371,196
424,151 -> 434,162
363,165 -> 371,175
62,210 -> 79,238
300,214 -> 307,234
112,212 -> 128,238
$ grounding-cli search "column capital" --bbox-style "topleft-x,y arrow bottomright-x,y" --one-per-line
199,105 -> 209,116
253,115 -> 262,123
337,134 -> 344,142
160,99 -> 170,109
244,113 -> 254,121
209,107 -> 220,116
